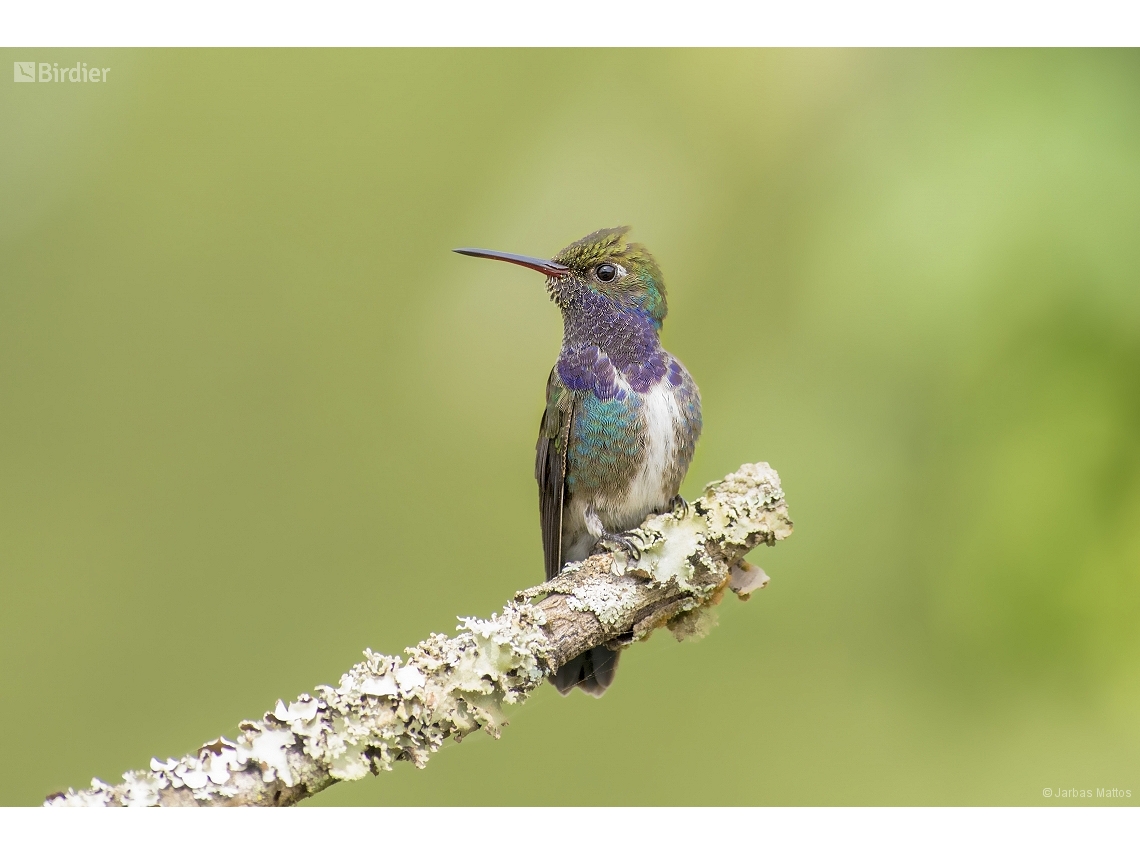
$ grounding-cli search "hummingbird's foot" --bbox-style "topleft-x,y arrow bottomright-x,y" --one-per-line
597,530 -> 644,563
668,494 -> 689,517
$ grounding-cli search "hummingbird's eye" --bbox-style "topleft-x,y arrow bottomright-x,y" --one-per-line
595,263 -> 618,283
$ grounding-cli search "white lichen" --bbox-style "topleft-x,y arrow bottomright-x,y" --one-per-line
606,511 -> 705,589
359,674 -> 398,698
566,574 -> 642,626
701,463 -> 790,550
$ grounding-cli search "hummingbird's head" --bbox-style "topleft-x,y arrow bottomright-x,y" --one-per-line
454,226 -> 668,329
549,226 -> 667,327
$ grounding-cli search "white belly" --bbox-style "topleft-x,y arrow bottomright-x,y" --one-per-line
607,382 -> 682,529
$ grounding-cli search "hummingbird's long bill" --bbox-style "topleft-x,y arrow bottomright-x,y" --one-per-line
453,248 -> 570,277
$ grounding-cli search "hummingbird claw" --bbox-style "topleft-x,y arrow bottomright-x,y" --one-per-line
598,532 -> 642,563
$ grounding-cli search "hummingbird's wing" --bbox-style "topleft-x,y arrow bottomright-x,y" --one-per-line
535,368 -> 577,582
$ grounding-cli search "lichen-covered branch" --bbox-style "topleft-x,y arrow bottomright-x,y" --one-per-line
46,462 -> 792,807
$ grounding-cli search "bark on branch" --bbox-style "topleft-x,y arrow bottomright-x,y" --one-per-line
46,462 -> 793,807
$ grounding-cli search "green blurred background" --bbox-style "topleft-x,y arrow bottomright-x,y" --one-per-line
2,49 -> 1138,806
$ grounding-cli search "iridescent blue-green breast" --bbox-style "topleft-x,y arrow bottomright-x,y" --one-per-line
565,393 -> 641,494
556,346 -> 702,544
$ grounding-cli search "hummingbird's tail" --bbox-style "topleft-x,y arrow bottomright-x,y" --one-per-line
551,645 -> 620,697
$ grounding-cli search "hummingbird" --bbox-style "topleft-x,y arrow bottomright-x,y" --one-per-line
455,227 -> 702,696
